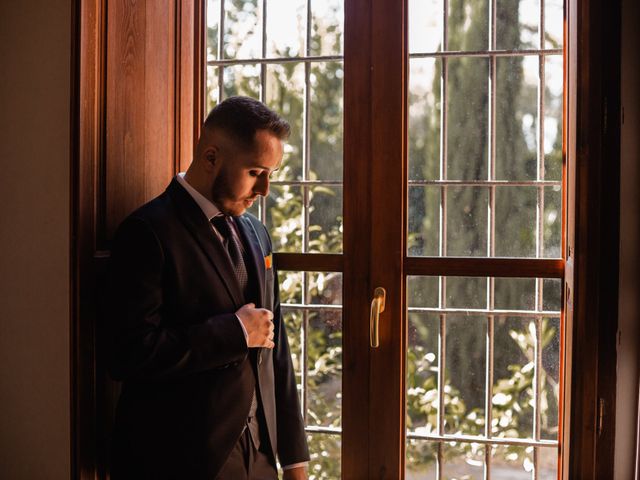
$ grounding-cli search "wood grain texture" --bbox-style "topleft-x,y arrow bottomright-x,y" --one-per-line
566,0 -> 622,477
74,1 -> 104,477
105,0 -> 175,240
75,1 -> 199,478
368,0 -> 407,477
404,257 -> 564,279
342,0 -> 373,476
273,253 -> 343,272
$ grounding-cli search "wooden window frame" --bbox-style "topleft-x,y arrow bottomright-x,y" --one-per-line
71,0 -> 622,478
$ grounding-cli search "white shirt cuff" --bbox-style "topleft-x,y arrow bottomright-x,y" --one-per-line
282,462 -> 308,471
235,314 -> 248,345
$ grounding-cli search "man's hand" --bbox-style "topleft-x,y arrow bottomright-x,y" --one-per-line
283,466 -> 308,480
236,303 -> 275,348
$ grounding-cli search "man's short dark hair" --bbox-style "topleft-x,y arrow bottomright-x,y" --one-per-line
203,96 -> 290,147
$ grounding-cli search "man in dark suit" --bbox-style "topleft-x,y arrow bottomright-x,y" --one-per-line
105,96 -> 309,479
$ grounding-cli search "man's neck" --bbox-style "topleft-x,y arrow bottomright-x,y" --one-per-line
184,169 -> 215,204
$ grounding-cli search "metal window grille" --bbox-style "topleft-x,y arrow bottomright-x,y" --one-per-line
406,0 -> 564,478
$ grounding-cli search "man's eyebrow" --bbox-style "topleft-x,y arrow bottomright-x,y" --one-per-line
250,164 -> 280,171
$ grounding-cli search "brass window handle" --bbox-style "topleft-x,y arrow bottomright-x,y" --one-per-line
370,287 -> 386,348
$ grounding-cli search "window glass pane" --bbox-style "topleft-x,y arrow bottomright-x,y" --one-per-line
222,63 -> 261,99
545,0 -> 563,49
406,440 -> 438,478
307,307 -> 342,427
492,317 -> 535,439
206,65 -> 220,112
306,433 -> 341,478
207,0 -> 221,60
539,447 -> 559,478
442,442 -> 484,478
447,57 -> 489,180
310,62 -> 344,182
408,186 -> 440,257
266,184 -> 303,252
544,185 -> 562,257
496,56 -> 538,181
544,55 -> 563,181
409,58 -> 441,181
541,316 -> 560,440
407,312 -> 439,435
407,276 -> 440,309
266,63 -> 305,181
223,0 -> 263,59
266,0 -> 306,58
494,278 -> 536,310
447,186 -> 488,257
491,444 -> 534,478
495,186 -> 537,257
310,0 -> 343,56
497,0 -> 539,50
309,185 -> 343,254
445,315 -> 487,436
278,270 -> 303,304
448,0 -> 488,51
408,0 -> 443,54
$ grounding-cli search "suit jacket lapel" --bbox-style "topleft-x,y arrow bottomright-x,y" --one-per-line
166,178 -> 245,307
236,216 -> 266,308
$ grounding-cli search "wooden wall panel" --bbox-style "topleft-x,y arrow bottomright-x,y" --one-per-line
105,0 -> 176,240
75,1 -> 201,478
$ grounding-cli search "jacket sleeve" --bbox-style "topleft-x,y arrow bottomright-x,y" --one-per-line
104,215 -> 248,382
267,231 -> 311,465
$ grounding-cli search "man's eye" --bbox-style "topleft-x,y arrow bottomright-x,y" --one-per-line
249,171 -> 259,177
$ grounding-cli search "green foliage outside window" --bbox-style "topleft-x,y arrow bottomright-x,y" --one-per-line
209,0 -> 562,477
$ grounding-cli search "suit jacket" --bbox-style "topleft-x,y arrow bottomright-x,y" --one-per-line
105,177 -> 309,479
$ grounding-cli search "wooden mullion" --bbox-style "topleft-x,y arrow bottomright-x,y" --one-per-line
369,0 -> 407,477
564,0 -> 622,477
273,253 -> 344,272
404,257 -> 564,279
342,0 -> 373,475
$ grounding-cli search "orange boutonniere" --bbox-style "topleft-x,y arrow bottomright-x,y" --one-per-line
264,253 -> 273,270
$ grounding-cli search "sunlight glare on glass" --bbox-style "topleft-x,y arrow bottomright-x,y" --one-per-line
266,0 -> 306,57
409,0 -> 443,54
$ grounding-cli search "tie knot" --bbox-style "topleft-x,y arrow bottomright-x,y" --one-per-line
211,214 -> 233,239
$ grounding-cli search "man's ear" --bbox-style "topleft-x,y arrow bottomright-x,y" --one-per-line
204,146 -> 218,170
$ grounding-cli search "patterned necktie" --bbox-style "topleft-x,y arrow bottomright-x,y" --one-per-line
211,214 -> 260,447
211,215 -> 249,296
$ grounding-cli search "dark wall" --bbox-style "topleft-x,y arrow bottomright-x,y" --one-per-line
0,1 -> 72,478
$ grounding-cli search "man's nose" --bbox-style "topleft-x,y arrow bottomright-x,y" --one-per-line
255,175 -> 269,196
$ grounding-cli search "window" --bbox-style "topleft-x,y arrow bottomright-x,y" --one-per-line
205,0 -> 566,478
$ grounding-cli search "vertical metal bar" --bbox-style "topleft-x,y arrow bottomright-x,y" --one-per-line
260,0 -> 267,101
533,1 -> 546,475
217,0 -> 224,101
301,0 -> 312,255
257,0 -> 267,224
301,271 -> 309,422
436,2 -> 450,478
437,3 -> 449,478
437,281 -> 447,480
439,1 -> 449,260
484,1 -> 497,476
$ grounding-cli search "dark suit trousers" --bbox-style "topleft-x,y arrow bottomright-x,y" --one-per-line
216,424 -> 278,480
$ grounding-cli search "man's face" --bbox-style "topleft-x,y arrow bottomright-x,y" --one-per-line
211,129 -> 283,216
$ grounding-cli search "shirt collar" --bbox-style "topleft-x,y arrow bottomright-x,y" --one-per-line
176,172 -> 222,221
